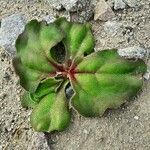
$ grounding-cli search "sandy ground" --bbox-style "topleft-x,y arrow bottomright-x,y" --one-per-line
0,0 -> 150,150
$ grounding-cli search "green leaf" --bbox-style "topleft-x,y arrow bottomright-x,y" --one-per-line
54,18 -> 95,60
30,84 -> 71,132
71,50 -> 146,117
13,20 -> 65,92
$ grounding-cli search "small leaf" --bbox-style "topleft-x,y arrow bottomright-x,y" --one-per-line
55,18 -> 95,60
30,83 -> 71,132
71,50 -> 146,117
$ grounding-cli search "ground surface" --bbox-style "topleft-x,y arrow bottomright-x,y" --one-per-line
0,0 -> 150,150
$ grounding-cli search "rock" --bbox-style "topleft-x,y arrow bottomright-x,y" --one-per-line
134,116 -> 139,120
27,132 -> 50,150
123,0 -> 138,8
0,14 -> 26,56
83,129 -> 88,134
143,67 -> 150,80
114,0 -> 126,10
94,0 -> 115,21
104,21 -> 122,36
118,47 -> 149,59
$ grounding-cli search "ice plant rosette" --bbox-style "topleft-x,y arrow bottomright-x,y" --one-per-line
13,18 -> 147,132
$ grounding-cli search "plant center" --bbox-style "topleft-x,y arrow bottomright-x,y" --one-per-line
54,59 -> 77,81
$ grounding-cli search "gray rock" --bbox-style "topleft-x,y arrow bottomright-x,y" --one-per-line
117,46 -> 149,59
66,85 -> 74,100
27,132 -> 50,150
123,0 -> 138,8
143,67 -> 150,80
114,0 -> 126,10
94,0 -> 115,21
104,21 -> 122,36
0,14 -> 26,56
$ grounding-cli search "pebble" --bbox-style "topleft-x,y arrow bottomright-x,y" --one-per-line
94,0 -> 115,21
134,116 -> 139,120
83,129 -> 88,134
65,85 -> 74,99
143,68 -> 150,80
0,13 -> 26,56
